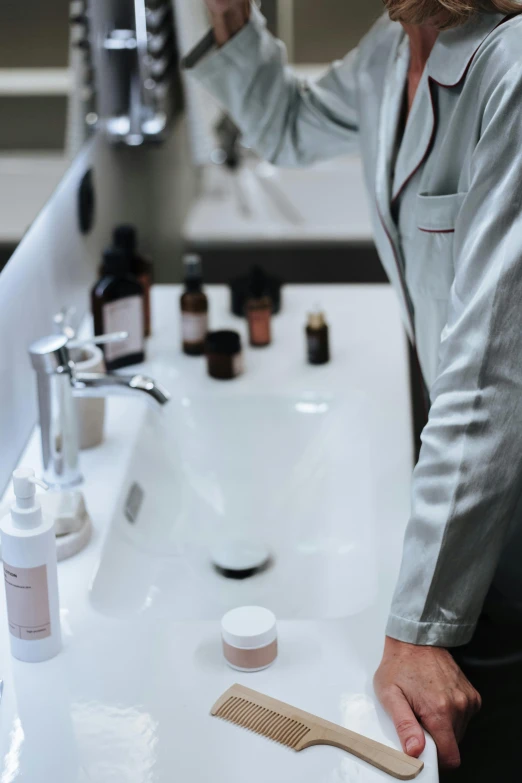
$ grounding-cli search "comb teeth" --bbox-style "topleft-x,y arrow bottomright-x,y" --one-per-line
215,696 -> 311,750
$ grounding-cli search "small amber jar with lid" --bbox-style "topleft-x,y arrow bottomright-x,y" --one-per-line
205,330 -> 243,380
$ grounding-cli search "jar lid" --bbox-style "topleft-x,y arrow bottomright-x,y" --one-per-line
221,606 -> 277,650
205,330 -> 242,356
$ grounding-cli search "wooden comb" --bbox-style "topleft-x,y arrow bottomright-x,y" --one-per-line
211,684 -> 424,780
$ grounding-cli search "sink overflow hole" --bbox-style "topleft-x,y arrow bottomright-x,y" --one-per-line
125,482 -> 144,524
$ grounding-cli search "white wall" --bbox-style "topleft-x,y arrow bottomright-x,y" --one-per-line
291,0 -> 385,63
0,135 -> 150,493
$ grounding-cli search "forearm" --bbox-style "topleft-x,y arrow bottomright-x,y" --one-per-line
388,380 -> 521,647
210,1 -> 251,46
186,5 -> 360,166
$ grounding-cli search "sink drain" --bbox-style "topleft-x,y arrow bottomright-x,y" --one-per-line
211,541 -> 272,580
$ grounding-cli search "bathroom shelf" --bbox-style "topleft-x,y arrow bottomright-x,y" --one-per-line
0,154 -> 69,243
0,68 -> 73,96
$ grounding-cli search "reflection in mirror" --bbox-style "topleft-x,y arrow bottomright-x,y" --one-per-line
174,0 -> 384,166
289,0 -> 383,63
0,0 -> 73,274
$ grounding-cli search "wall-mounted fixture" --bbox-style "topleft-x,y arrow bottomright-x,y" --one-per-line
70,0 -> 98,136
73,0 -> 180,147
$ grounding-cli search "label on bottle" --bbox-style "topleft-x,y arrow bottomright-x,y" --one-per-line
103,296 -> 144,362
182,313 -> 208,344
3,563 -> 51,640
232,352 -> 244,377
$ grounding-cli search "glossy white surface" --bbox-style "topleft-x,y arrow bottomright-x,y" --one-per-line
184,156 -> 374,244
0,285 -> 438,781
90,392 -> 375,620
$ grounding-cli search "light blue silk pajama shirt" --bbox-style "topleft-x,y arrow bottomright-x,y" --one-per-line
186,6 -> 522,647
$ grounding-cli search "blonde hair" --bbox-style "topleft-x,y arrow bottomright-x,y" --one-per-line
385,0 -> 521,29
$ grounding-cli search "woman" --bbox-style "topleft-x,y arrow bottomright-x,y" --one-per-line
185,1 -> 522,777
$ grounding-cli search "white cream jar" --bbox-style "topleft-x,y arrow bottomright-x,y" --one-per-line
221,606 -> 278,672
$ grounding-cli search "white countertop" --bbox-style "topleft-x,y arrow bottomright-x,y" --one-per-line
0,285 -> 437,782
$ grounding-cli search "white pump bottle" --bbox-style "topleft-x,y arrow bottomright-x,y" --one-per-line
1,467 -> 62,662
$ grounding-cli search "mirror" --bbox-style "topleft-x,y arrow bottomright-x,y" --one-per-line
0,0 -> 73,273
0,0 -> 183,276
276,0 -> 384,64
0,0 -> 388,278
175,0 -> 385,166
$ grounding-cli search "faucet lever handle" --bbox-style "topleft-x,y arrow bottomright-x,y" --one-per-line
53,307 -> 77,340
68,331 -> 129,349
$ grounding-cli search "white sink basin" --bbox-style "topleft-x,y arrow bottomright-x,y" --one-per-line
90,391 -> 376,620
0,287 -> 437,783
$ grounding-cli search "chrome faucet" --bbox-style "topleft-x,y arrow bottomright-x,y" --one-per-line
29,332 -> 170,489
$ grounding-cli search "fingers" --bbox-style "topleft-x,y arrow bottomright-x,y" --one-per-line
450,685 -> 482,743
420,706 -> 461,770
209,1 -> 251,45
377,685 -> 426,758
374,639 -> 482,772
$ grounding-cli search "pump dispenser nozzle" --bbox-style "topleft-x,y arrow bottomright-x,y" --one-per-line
11,468 -> 48,523
13,468 -> 48,500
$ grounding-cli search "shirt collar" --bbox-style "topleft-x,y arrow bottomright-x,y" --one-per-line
427,12 -> 508,86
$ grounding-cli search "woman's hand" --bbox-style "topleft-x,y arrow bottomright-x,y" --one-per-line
374,637 -> 482,770
205,0 -> 251,46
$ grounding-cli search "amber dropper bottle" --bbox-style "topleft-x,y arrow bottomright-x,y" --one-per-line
180,254 -> 209,356
306,309 -> 330,365
246,268 -> 272,348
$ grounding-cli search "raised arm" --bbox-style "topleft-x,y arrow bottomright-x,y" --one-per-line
185,2 -> 361,166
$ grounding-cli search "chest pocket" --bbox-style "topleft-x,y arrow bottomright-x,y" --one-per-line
405,192 -> 467,298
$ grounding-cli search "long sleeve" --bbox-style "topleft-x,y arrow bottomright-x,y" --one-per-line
185,5 -> 360,166
388,63 -> 522,647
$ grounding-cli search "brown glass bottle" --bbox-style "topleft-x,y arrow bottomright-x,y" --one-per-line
181,255 -> 209,356
91,248 -> 146,371
246,294 -> 272,347
113,225 -> 153,337
245,266 -> 272,347
306,311 -> 330,365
